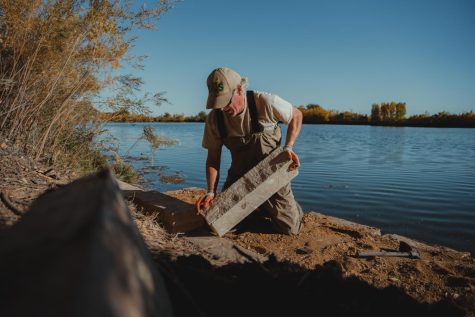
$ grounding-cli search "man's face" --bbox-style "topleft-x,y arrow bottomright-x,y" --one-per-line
221,88 -> 245,117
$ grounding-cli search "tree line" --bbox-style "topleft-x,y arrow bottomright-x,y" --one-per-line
103,103 -> 475,128
100,110 -> 207,122
299,103 -> 474,127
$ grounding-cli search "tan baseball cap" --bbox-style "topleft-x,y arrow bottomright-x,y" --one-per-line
206,67 -> 242,109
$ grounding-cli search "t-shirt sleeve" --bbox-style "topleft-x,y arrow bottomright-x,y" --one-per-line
202,110 -> 223,150
270,95 -> 293,124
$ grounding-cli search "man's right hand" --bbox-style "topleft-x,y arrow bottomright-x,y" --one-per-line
195,192 -> 215,215
283,146 -> 300,171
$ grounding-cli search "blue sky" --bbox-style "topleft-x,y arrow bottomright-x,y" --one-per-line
124,0 -> 475,116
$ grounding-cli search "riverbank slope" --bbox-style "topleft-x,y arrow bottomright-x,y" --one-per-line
1,144 -> 474,316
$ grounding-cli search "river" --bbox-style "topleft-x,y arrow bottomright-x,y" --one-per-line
103,122 -> 475,254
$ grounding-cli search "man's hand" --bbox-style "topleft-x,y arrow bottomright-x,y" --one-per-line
283,145 -> 300,171
195,192 -> 215,215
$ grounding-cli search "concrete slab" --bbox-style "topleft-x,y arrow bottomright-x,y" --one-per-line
119,177 -> 206,234
127,190 -> 206,234
203,148 -> 298,237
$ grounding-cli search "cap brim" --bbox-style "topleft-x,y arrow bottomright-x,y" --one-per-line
207,92 -> 232,109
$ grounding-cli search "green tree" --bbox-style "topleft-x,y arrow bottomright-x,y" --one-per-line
388,102 -> 397,119
371,104 -> 381,123
198,111 -> 207,121
380,103 -> 390,121
396,103 -> 406,120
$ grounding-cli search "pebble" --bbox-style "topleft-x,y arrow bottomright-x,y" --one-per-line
296,246 -> 312,255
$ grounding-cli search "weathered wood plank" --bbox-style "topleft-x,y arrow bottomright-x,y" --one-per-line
0,169 -> 173,317
204,148 -> 298,237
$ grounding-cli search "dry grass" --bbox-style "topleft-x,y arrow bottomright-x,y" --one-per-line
128,200 -> 190,257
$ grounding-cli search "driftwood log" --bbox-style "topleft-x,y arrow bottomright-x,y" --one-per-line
0,169 -> 173,317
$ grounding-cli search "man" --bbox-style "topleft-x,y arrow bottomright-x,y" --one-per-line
196,67 -> 304,235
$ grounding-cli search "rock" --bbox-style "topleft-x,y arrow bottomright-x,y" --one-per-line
0,169 -> 173,317
296,246 -> 313,255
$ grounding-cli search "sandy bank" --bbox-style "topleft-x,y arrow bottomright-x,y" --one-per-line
1,144 -> 474,316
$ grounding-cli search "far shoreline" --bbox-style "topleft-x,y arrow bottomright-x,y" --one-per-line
104,120 -> 475,129
100,108 -> 475,128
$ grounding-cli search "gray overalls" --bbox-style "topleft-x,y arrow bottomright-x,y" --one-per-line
216,91 -> 303,235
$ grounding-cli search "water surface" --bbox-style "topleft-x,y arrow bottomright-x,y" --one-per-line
104,123 -> 475,254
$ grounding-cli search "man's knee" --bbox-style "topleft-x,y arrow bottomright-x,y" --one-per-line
269,202 -> 303,235
259,183 -> 303,235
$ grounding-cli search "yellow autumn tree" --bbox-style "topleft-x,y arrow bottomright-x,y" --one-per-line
0,0 -> 173,167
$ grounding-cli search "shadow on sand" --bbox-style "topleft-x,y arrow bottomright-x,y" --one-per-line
158,252 -> 464,317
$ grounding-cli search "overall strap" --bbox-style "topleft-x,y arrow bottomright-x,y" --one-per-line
246,90 -> 262,134
215,110 -> 227,139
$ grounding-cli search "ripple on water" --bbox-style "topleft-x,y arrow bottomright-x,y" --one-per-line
103,123 -> 475,254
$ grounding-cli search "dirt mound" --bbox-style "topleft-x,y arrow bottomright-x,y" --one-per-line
0,143 -> 73,227
158,188 -> 475,316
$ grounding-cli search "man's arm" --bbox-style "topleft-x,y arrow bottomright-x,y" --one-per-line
284,107 -> 302,149
206,146 -> 222,193
283,107 -> 302,166
196,146 -> 222,214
